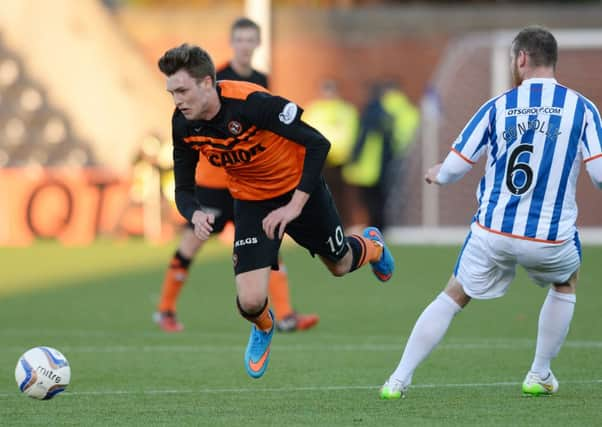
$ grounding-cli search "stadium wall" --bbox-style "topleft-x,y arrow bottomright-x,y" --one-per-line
2,3 -> 601,245
0,0 -> 173,173
119,4 -> 602,237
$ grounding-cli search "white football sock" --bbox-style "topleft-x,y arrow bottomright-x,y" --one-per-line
389,292 -> 462,386
530,288 -> 576,377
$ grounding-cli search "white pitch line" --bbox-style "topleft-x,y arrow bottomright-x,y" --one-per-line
2,327 -> 601,346
0,329 -> 247,338
2,340 -> 602,354
1,379 -> 601,398
2,329 -> 601,349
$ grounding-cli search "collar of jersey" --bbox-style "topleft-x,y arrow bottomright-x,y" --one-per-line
521,77 -> 558,85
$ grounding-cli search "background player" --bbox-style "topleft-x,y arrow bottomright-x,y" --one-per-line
216,17 -> 268,88
155,17 -> 318,333
380,26 -> 602,399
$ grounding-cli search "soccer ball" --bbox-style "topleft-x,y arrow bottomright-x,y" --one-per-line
15,346 -> 71,400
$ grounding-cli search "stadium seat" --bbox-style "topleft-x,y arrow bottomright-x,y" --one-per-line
0,40 -> 95,168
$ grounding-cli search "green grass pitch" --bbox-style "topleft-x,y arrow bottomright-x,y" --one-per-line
0,239 -> 601,426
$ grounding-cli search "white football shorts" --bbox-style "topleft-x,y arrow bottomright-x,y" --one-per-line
454,222 -> 582,299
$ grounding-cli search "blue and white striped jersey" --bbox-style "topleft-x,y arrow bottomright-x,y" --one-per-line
446,77 -> 602,243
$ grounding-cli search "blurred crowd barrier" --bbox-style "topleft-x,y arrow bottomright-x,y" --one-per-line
0,168 -> 183,246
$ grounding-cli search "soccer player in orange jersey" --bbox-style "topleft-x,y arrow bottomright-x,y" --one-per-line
155,18 -> 318,333
158,43 -> 395,378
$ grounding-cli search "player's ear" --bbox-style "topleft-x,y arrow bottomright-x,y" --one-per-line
518,50 -> 528,67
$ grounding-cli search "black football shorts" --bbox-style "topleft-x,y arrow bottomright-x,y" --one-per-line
232,177 -> 349,275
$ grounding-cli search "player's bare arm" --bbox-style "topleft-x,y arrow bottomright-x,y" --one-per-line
262,189 -> 310,239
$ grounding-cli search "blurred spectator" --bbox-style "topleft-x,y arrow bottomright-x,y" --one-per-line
381,80 -> 420,225
343,81 -> 419,229
303,79 -> 358,226
112,133 -> 173,239
215,17 -> 268,88
100,0 -> 122,12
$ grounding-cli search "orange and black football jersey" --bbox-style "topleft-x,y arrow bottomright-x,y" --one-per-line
194,153 -> 228,189
193,64 -> 270,189
172,80 -> 330,221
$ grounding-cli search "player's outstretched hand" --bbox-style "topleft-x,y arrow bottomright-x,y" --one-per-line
425,163 -> 443,184
191,210 -> 214,240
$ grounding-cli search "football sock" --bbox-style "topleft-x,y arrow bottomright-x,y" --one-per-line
347,234 -> 383,272
268,264 -> 295,321
530,288 -> 576,377
390,292 -> 462,386
158,250 -> 191,313
237,297 -> 273,332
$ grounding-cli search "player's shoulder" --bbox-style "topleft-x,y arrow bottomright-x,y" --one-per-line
218,80 -> 269,101
491,88 -> 515,107
253,68 -> 268,81
215,62 -> 232,80
562,85 -> 601,114
253,70 -> 269,89
215,61 -> 230,73
471,91 -> 509,118
253,67 -> 267,78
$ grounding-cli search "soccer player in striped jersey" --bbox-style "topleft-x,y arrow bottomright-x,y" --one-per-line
380,26 -> 602,399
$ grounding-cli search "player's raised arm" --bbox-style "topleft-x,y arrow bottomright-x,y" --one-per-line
425,153 -> 472,185
426,96 -> 498,185
581,98 -> 602,189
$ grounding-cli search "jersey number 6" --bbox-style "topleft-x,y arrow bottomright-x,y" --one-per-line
506,144 -> 534,195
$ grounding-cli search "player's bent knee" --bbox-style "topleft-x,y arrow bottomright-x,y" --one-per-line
444,276 -> 471,307
319,256 -> 349,277
237,295 -> 265,313
236,296 -> 268,321
326,263 -> 348,277
553,270 -> 578,293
